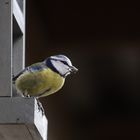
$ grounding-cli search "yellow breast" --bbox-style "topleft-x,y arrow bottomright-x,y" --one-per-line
15,68 -> 65,97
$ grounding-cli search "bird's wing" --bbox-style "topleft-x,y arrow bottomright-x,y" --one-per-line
13,62 -> 46,82
28,62 -> 46,72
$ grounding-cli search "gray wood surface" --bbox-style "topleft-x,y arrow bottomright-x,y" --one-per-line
0,97 -> 48,140
0,0 -> 12,96
0,1 -> 48,140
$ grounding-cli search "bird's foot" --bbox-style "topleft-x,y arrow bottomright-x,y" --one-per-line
36,98 -> 45,116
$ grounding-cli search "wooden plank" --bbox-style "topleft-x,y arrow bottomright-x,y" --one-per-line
0,125 -> 33,140
0,0 -> 12,96
13,0 -> 24,33
0,97 -> 47,140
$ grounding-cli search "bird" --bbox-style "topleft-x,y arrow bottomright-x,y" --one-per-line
13,54 -> 78,98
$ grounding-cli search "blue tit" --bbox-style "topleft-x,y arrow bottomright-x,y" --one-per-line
13,54 -> 78,98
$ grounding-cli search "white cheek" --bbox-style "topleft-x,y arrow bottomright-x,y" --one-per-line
51,60 -> 69,75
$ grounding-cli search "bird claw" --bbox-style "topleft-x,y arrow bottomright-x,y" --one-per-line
36,99 -> 45,116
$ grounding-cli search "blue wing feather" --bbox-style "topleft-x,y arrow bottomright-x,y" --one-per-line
29,63 -> 45,71
13,62 -> 46,82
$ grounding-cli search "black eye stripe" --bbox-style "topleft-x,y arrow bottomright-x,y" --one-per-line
51,58 -> 69,66
61,60 -> 69,66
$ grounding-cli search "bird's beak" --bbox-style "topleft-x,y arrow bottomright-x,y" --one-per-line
69,66 -> 78,73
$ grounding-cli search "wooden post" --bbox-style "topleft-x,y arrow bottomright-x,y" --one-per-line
0,1 -> 48,139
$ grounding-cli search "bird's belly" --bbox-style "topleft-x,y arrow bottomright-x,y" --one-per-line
15,69 -> 65,97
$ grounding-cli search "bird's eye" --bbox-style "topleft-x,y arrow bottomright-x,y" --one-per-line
61,60 -> 69,66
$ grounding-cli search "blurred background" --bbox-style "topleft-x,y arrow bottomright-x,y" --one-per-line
26,1 -> 140,140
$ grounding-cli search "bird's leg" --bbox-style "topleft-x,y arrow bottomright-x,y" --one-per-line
36,98 -> 45,115
22,91 -> 45,115
23,90 -> 30,97
25,94 -> 31,98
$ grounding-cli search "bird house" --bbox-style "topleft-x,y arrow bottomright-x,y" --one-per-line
0,0 -> 47,139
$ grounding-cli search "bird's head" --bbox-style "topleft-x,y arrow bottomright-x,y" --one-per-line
44,55 -> 78,77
